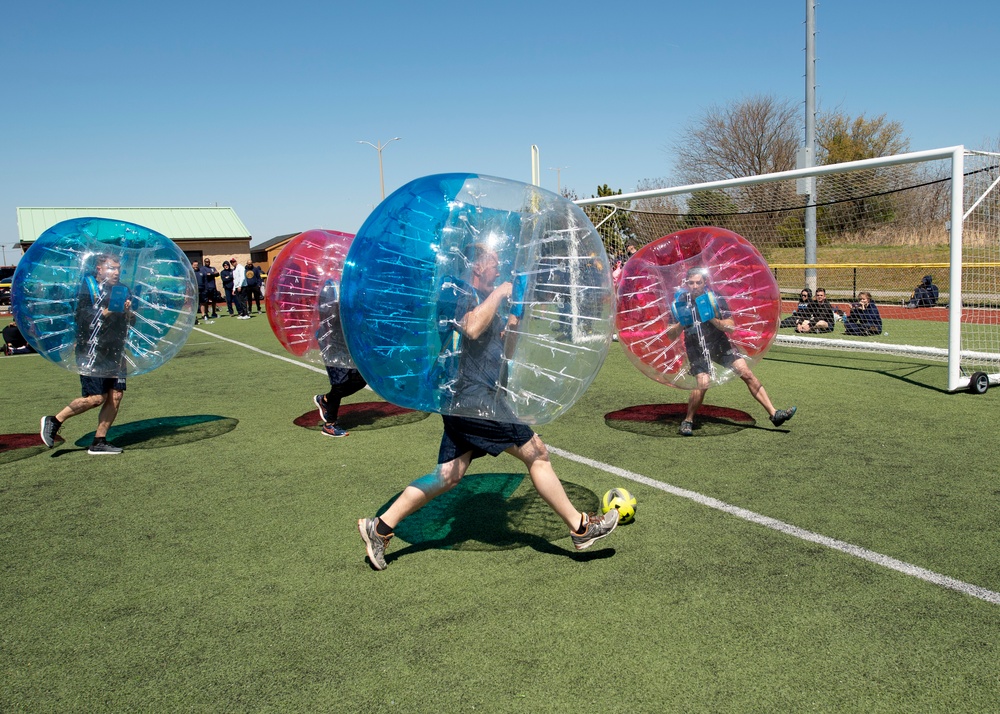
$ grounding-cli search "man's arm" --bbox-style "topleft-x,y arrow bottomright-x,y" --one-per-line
459,282 -> 512,340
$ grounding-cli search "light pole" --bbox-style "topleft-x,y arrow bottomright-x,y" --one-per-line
357,137 -> 402,200
548,166 -> 569,194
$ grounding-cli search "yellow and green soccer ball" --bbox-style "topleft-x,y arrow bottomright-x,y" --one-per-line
601,488 -> 637,524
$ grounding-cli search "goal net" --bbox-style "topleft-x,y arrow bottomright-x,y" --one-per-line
576,146 -> 1000,392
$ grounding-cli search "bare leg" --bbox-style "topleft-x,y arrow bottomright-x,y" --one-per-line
685,373 -> 711,422
377,451 -> 473,530
95,389 -> 123,438
732,358 -> 776,417
507,434 -> 582,530
55,394 -> 105,423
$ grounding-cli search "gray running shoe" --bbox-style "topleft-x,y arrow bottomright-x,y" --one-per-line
40,415 -> 60,448
358,518 -> 393,570
770,407 -> 797,427
88,441 -> 123,455
678,420 -> 694,436
571,510 -> 619,550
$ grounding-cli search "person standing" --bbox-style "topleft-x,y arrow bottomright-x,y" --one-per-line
231,257 -> 249,319
40,253 -> 133,454
313,278 -> 367,438
357,243 -> 618,571
220,261 -> 236,316
667,267 -> 796,436
244,261 -> 264,314
201,258 -> 220,319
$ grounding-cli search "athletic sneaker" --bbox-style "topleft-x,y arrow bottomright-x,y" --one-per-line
88,441 -> 123,455
313,394 -> 329,423
678,420 -> 694,436
40,415 -> 60,447
770,407 -> 797,427
358,518 -> 392,570
321,424 -> 348,438
571,510 -> 619,550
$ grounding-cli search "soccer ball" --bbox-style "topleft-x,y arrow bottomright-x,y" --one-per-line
601,488 -> 637,525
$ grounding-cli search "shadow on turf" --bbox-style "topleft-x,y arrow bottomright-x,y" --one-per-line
605,403 -> 760,437
368,473 -> 617,567
293,400 -> 429,432
42,415 -> 241,455
0,433 -> 63,465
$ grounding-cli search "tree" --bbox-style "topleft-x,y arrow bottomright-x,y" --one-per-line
815,111 -> 912,235
581,184 -> 637,260
816,111 -> 909,165
672,94 -> 800,185
672,95 -> 802,243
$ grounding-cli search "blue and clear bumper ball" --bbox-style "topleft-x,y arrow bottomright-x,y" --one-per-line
341,173 -> 614,425
12,217 -> 198,378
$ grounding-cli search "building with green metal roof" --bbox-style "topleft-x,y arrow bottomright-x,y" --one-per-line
15,207 -> 253,268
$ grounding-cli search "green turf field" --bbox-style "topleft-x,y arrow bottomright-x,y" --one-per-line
2,314 -> 999,712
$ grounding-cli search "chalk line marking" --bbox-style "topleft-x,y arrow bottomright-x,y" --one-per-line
549,446 -> 1000,605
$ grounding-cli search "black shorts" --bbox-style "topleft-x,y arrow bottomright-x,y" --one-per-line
687,345 -> 742,376
80,376 -> 126,397
438,415 -> 534,464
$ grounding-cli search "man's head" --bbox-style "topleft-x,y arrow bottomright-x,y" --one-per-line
468,243 -> 500,291
223,261 -> 230,269
684,267 -> 709,297
95,254 -> 122,284
815,288 -> 827,302
191,259 -> 200,272
204,258 -> 211,267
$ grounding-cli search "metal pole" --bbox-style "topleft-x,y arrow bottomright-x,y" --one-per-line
804,0 -> 818,292
357,138 -> 401,200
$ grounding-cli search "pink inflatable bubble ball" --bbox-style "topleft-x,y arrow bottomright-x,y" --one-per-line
615,226 -> 780,390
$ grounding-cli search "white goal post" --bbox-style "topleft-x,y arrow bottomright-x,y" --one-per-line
576,146 -> 1000,393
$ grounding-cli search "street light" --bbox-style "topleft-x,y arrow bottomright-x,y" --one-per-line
548,166 -> 569,194
357,137 -> 402,200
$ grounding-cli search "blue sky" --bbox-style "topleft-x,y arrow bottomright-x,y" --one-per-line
2,0 -> 996,259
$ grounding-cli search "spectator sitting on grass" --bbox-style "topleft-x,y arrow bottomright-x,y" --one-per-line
844,292 -> 882,335
780,288 -> 812,329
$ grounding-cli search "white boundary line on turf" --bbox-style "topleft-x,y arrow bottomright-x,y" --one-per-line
548,446 -> 1000,606
191,327 -> 328,375
204,327 -> 999,606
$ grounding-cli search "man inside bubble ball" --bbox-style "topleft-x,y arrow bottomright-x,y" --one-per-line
358,243 -> 619,570
40,253 -> 133,455
667,267 -> 796,437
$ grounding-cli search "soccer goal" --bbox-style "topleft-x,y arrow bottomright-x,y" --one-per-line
577,146 -> 1000,393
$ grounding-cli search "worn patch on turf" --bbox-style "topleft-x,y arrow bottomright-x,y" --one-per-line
74,415 -> 238,450
0,433 -> 63,464
378,473 -> 600,552
294,401 -> 429,431
605,403 -> 754,437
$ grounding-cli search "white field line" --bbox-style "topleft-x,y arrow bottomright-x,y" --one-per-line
548,446 -> 1000,606
201,326 -> 999,605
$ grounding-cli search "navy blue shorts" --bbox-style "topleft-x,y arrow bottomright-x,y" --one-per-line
80,376 -> 126,397
438,415 -> 534,464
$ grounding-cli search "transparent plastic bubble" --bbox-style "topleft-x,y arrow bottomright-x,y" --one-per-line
615,226 -> 779,390
11,217 -> 198,378
265,229 -> 356,368
340,173 -> 614,425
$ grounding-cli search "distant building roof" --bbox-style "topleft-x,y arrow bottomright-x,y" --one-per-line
16,207 -> 251,244
251,232 -> 300,251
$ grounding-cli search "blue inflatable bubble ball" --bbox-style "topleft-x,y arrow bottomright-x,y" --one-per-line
11,217 -> 198,378
340,173 -> 615,425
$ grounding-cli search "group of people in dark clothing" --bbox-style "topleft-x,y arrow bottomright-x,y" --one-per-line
781,286 -> 883,336
192,257 -> 265,322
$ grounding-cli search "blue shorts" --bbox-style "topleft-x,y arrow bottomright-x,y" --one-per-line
80,376 -> 126,397
438,415 -> 534,464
